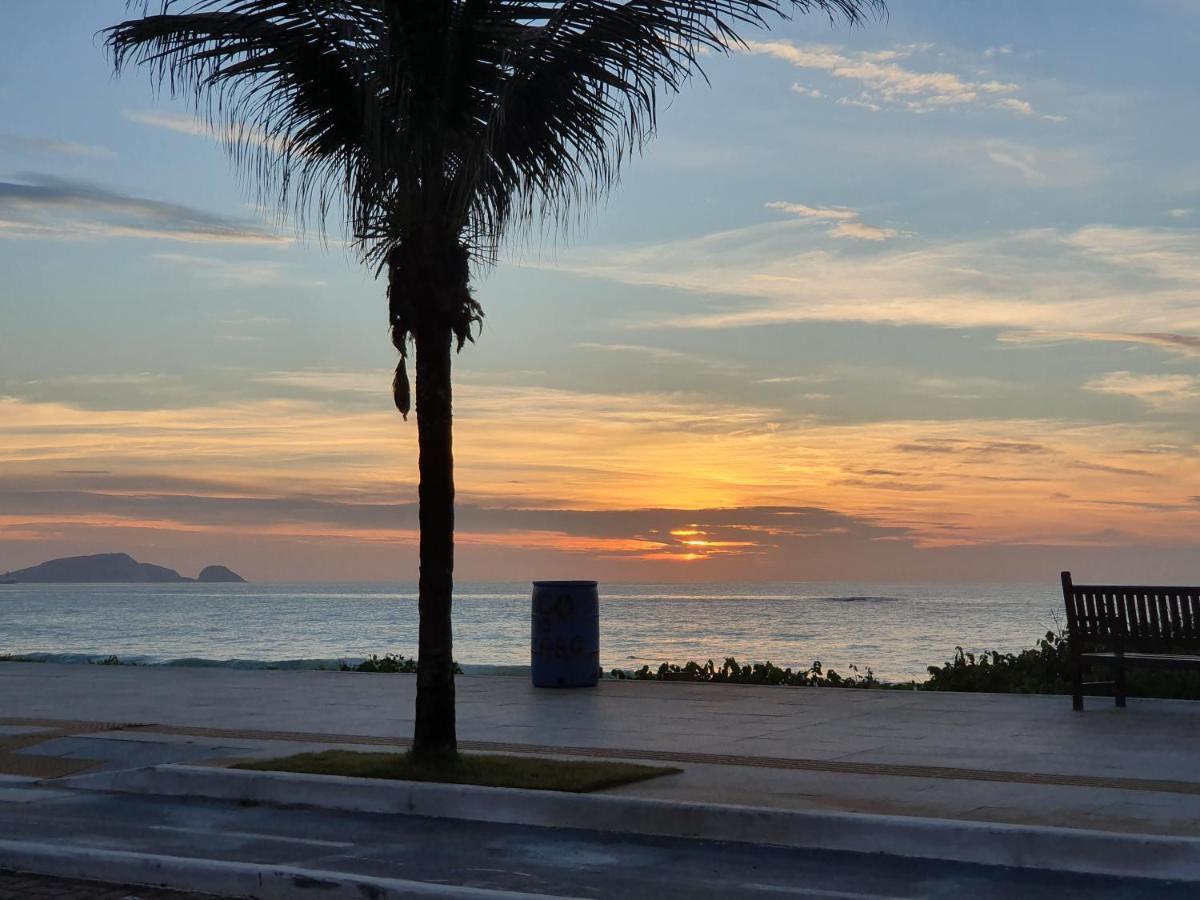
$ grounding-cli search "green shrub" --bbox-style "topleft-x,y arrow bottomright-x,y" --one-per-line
612,657 -> 878,688
613,633 -> 1200,700
922,631 -> 1072,694
341,653 -> 462,675
923,630 -> 1200,699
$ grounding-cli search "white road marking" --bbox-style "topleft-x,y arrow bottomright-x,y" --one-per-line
742,885 -> 920,900
148,825 -> 352,848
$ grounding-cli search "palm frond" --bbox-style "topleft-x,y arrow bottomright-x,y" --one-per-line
107,1 -> 384,236
452,1 -> 885,258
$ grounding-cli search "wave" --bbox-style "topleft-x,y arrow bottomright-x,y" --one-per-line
813,595 -> 904,603
0,652 -> 531,676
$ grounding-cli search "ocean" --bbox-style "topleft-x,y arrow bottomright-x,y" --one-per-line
0,582 -> 1064,682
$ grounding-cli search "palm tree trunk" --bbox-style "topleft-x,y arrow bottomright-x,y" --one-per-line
412,321 -> 458,762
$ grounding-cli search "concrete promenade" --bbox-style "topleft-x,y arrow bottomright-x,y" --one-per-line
3,661 -> 1199,837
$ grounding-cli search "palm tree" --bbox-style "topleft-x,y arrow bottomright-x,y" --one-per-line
107,0 -> 883,762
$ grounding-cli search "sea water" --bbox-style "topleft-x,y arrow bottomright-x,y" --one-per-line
0,581 -> 1062,682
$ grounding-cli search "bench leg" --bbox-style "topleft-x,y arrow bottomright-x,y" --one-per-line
1071,656 -> 1083,711
1114,661 -> 1127,708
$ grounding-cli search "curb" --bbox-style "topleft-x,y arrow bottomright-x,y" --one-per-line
0,839 -> 582,900
61,764 -> 1200,883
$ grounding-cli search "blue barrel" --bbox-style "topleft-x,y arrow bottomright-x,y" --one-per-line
531,580 -> 600,688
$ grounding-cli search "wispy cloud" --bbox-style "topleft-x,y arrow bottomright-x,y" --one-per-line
765,202 -> 857,222
789,83 -> 823,99
155,253 -> 320,287
255,371 -> 387,395
829,220 -> 898,241
573,342 -> 692,361
1084,371 -> 1200,411
746,40 -> 1059,119
547,222 -> 1200,341
999,330 -> 1200,357
122,109 -> 283,153
927,139 -> 1098,186
0,134 -> 113,159
765,201 -> 898,241
0,174 -> 287,245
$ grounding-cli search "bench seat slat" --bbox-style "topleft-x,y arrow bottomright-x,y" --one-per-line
1080,651 -> 1200,669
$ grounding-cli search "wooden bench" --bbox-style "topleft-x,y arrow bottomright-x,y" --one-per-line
1061,571 -> 1200,709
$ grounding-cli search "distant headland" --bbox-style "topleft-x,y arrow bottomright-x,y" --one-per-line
0,553 -> 246,584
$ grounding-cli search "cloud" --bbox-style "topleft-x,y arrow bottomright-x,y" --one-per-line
828,220 -> 898,241
835,94 -> 882,112
765,200 -> 898,241
746,40 -> 1056,118
547,222 -> 1200,341
1071,461 -> 1153,478
1169,208 -> 1192,219
154,253 -> 321,287
0,174 -> 287,245
0,135 -> 113,159
1083,371 -> 1200,411
999,330 -> 1200,357
764,202 -> 857,222
992,98 -> 1065,122
569,342 -> 746,373
837,478 -> 941,492
752,375 -> 832,385
122,109 -> 283,153
984,45 -> 1014,57
789,83 -> 823,99
254,370 -> 387,395
573,342 -> 692,361
895,439 -> 1047,456
926,139 -> 1097,186
993,97 -> 1032,115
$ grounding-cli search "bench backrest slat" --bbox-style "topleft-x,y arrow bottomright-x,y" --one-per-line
1061,573 -> 1200,650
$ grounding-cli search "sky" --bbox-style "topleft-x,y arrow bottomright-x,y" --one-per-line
2,1 -> 1199,584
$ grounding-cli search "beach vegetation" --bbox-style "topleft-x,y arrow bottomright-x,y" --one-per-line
105,0 -> 883,764
613,657 -> 880,688
922,630 -> 1200,700
341,653 -> 462,675
621,632 -> 1200,700
236,749 -> 679,792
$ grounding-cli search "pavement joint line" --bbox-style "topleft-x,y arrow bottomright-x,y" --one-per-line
6,716 -> 1200,796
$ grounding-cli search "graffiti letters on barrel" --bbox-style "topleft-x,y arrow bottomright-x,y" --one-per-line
535,592 -> 587,661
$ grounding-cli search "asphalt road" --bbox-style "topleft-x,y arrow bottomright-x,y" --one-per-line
0,869 -> 212,899
0,783 -> 1192,899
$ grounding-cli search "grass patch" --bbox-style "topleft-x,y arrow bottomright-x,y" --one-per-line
235,749 -> 680,793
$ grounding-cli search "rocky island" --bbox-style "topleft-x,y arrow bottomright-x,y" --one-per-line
0,553 -> 246,584
197,564 -> 246,583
